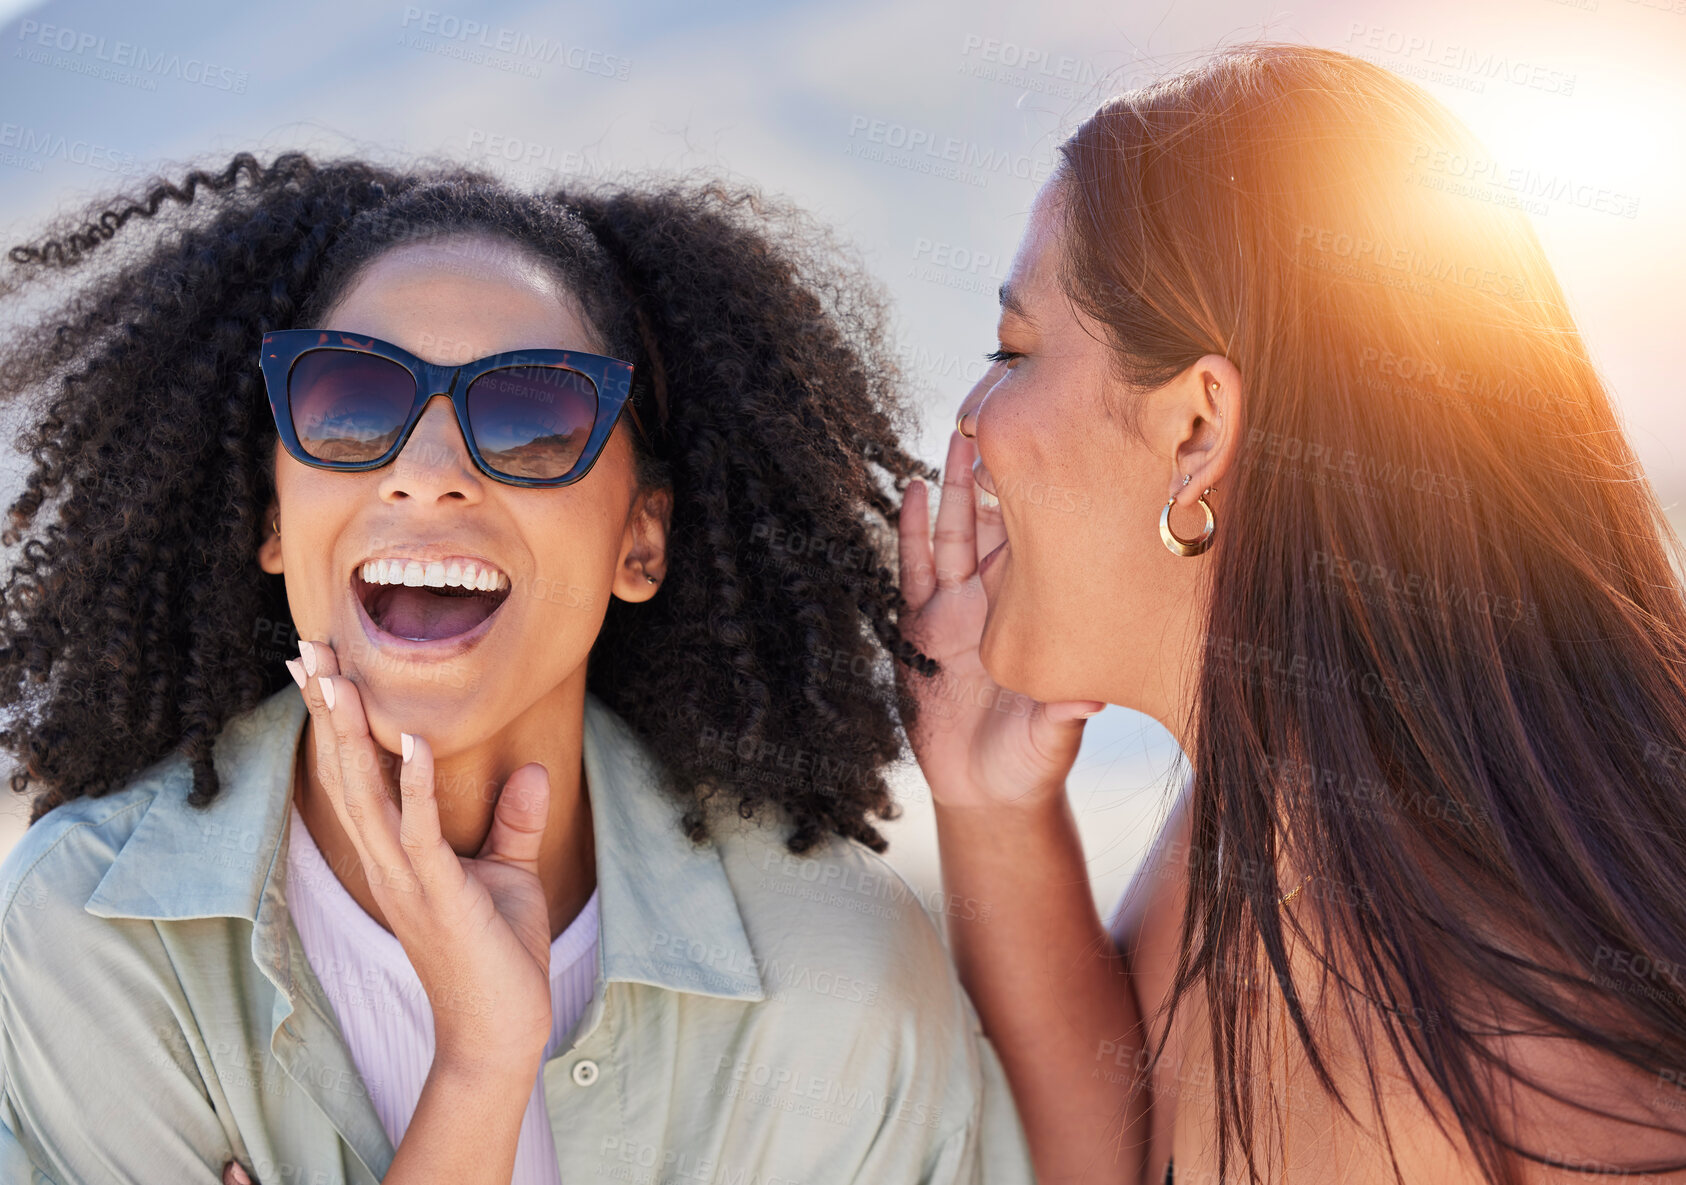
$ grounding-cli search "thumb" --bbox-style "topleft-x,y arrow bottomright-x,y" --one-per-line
1042,699 -> 1106,726
476,762 -> 551,874
1007,699 -> 1104,794
1024,699 -> 1106,774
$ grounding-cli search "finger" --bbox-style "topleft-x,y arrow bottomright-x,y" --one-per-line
223,1160 -> 254,1185
898,478 -> 936,612
475,762 -> 551,878
396,731 -> 468,898
296,640 -> 377,872
972,456 -> 1007,565
932,430 -> 979,591
309,651 -> 408,881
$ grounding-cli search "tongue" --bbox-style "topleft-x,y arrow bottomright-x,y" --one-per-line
375,586 -> 498,641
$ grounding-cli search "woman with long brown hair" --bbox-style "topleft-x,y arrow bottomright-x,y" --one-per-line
898,43 -> 1686,1185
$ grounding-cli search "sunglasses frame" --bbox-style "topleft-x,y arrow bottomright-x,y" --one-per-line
259,328 -> 637,489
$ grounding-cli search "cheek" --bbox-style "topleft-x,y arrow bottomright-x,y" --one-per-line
511,499 -> 623,626
978,378 -> 1173,653
980,372 -> 1137,557
508,441 -> 640,632
273,457 -> 360,602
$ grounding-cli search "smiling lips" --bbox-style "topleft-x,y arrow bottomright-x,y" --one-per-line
353,555 -> 512,643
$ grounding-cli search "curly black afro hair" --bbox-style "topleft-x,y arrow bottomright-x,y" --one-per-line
0,150 -> 940,854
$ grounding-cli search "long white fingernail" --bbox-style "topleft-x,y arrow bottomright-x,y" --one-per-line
298,639 -> 317,676
401,732 -> 413,763
284,659 -> 305,690
319,676 -> 335,711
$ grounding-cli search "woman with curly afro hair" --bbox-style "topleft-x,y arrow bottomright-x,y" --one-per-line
0,152 -> 1035,1185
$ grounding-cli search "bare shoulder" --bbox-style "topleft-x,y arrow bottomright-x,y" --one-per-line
1104,782 -> 1195,1182
1110,784 -> 1193,1026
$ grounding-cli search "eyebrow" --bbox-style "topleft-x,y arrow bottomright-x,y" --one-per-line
998,281 -> 1035,324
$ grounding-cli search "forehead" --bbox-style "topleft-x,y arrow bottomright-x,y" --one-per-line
1000,175 -> 1068,317
324,234 -> 597,359
337,234 -> 567,308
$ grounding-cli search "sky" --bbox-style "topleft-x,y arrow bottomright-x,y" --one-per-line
1,0 -> 1682,914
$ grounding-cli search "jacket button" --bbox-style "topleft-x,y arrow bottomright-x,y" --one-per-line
571,1059 -> 600,1087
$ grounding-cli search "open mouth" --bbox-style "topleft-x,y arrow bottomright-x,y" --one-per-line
353,562 -> 512,643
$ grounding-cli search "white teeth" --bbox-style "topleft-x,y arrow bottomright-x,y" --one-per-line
358,558 -> 508,591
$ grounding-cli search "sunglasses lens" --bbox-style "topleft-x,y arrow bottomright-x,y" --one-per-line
466,365 -> 600,481
288,349 -> 415,464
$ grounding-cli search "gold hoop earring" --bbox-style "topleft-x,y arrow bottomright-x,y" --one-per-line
272,517 -> 280,539
1160,476 -> 1215,557
956,409 -> 977,439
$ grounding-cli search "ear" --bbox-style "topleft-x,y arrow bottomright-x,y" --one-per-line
610,484 -> 673,604
257,497 -> 284,576
1160,353 -> 1243,512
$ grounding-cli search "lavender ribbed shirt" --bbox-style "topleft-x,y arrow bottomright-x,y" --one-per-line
282,803 -> 600,1183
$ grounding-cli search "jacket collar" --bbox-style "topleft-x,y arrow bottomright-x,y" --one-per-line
83,684 -> 764,1002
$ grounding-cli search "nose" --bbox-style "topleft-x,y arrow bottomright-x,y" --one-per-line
377,393 -> 486,503
955,368 -> 1002,499
955,386 -> 985,440
955,362 -> 1000,440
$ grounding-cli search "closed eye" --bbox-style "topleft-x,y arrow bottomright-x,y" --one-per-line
984,348 -> 1022,365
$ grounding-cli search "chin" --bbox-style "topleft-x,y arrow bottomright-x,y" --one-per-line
360,684 -> 480,742
979,605 -> 1110,707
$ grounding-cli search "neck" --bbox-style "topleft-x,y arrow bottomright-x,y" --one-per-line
1144,631 -> 1203,759
291,682 -> 597,944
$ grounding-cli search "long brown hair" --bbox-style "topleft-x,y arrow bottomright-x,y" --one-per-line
1057,44 -> 1686,1184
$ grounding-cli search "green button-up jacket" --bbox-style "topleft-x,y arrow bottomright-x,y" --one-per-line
0,686 -> 1035,1184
